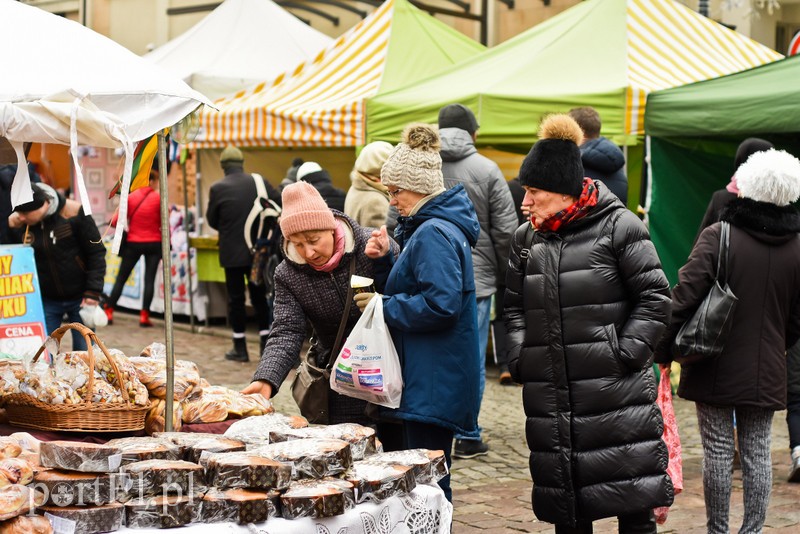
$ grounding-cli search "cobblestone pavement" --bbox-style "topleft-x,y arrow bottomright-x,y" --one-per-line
96,312 -> 800,533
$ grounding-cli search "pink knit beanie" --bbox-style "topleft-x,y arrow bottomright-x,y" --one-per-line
280,181 -> 336,236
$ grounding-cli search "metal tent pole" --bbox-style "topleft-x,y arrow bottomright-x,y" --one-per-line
158,132 -> 175,431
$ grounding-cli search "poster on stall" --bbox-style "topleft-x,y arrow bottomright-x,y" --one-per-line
0,245 -> 47,360
103,242 -> 144,310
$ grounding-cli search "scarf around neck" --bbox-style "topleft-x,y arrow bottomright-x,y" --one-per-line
535,178 -> 598,233
310,220 -> 346,273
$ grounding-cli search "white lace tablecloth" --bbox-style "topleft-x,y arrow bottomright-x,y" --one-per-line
116,484 -> 452,534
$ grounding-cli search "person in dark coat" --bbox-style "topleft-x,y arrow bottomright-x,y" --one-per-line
206,146 -> 281,362
694,137 -> 774,243
504,114 -> 672,532
242,181 -> 398,425
569,107 -> 628,203
360,123 -> 481,503
788,341 -> 800,483
296,162 -> 346,212
7,183 -> 105,350
657,148 -> 800,533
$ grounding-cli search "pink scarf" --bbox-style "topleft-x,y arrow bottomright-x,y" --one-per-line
311,220 -> 346,273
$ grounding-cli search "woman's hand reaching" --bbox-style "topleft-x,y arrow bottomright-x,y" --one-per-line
365,225 -> 390,259
241,380 -> 272,400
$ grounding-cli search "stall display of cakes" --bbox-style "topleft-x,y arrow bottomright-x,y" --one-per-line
0,344 -> 447,531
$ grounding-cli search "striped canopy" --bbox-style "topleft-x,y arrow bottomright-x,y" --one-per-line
195,0 -> 484,148
367,0 -> 782,147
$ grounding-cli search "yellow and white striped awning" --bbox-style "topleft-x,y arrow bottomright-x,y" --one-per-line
196,0 -> 394,148
625,0 -> 782,136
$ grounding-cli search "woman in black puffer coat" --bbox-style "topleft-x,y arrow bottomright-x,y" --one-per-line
504,115 -> 673,533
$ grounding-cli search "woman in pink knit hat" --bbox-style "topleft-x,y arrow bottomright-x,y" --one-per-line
241,181 -> 398,426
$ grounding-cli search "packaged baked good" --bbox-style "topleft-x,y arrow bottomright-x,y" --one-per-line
54,353 -> 125,404
251,438 -> 352,479
0,515 -> 53,534
121,460 -> 205,499
0,439 -> 21,461
153,433 -> 246,463
139,342 -> 165,358
129,358 -> 201,401
224,413 -> 308,445
104,437 -> 180,465
0,484 -> 44,521
268,423 -> 377,460
144,398 -> 183,435
200,488 -> 281,524
39,441 -> 122,473
344,461 -> 416,503
19,363 -> 81,405
124,495 -> 195,529
0,363 -> 22,396
280,478 -> 355,519
180,394 -> 228,424
32,470 -> 115,506
38,502 -> 124,534
362,449 -> 448,484
92,349 -> 149,406
233,392 -> 274,417
0,458 -> 33,487
204,451 -> 292,490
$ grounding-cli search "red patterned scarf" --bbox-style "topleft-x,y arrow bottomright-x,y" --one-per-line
535,178 -> 598,233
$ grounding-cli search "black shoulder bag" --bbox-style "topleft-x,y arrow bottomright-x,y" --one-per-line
673,221 -> 739,366
291,255 -> 356,424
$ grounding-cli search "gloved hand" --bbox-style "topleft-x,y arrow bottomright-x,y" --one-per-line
354,292 -> 380,312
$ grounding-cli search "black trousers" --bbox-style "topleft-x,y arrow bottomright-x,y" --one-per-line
788,391 -> 800,450
554,510 -> 657,534
108,241 -> 162,311
224,266 -> 269,334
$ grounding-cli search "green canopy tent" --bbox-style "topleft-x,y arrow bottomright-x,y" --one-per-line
366,0 -> 779,209
644,54 -> 800,284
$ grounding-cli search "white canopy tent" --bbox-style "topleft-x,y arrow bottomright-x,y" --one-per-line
0,0 -> 212,431
144,0 -> 333,100
0,0 -> 211,252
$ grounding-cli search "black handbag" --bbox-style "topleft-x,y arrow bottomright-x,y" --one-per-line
290,255 -> 356,424
673,221 -> 739,366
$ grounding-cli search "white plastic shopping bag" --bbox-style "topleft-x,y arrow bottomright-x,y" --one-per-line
330,294 -> 403,408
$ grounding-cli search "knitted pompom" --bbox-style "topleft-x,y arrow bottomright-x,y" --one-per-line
538,114 -> 584,146
402,123 -> 440,152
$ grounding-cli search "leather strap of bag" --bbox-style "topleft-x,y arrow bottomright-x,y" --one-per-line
323,254 -> 357,371
717,222 -> 731,284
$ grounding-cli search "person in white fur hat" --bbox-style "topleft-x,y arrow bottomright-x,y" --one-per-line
656,148 -> 800,534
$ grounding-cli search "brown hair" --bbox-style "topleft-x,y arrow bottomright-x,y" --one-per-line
568,107 -> 601,139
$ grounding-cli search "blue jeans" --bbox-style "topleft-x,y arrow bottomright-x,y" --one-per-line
42,298 -> 87,351
455,296 -> 491,441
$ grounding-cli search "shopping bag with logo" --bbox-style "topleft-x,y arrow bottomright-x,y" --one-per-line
653,365 -> 683,524
330,294 -> 402,408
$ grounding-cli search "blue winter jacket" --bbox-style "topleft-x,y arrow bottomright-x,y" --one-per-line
374,185 -> 481,435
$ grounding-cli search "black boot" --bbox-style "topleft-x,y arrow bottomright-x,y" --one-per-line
225,337 -> 249,362
259,335 -> 268,358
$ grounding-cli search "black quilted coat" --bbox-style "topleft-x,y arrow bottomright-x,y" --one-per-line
504,184 -> 673,526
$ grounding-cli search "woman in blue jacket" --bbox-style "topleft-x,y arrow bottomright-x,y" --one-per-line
359,123 -> 481,502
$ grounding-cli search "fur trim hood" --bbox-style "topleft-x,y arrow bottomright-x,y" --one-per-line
721,197 -> 800,244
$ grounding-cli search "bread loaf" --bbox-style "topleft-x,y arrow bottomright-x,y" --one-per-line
104,437 -> 180,465
0,484 -> 44,522
200,488 -> 280,524
362,448 -> 447,484
280,478 -> 355,519
0,515 -> 53,534
38,502 -> 124,534
224,413 -> 308,446
180,395 -> 228,424
205,452 -> 291,490
33,470 -> 114,506
125,495 -> 195,529
345,461 -> 416,503
39,441 -> 122,473
121,460 -> 205,498
268,423 -> 377,460
0,439 -> 21,461
0,458 -> 34,486
144,398 -> 183,435
253,438 -> 352,479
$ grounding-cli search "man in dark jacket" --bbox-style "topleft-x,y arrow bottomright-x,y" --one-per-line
569,107 -> 628,204
7,183 -> 105,350
207,146 -> 281,362
296,162 -> 346,212
438,104 -> 517,459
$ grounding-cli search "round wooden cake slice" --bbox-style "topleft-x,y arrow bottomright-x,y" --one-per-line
200,487 -> 281,524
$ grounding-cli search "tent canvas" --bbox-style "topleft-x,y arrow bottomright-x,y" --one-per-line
194,0 -> 484,148
0,0 -> 210,251
644,54 -> 800,284
144,0 -> 333,100
366,0 -> 781,150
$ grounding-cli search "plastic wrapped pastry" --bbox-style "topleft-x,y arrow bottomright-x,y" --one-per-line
224,413 -> 308,446
362,449 -> 448,484
251,438 -> 352,479
0,458 -> 33,487
344,461 -> 416,503
33,470 -> 116,506
153,432 -> 245,463
204,451 -> 291,490
104,436 -> 181,465
144,398 -> 183,435
39,441 -> 122,473
121,460 -> 205,499
280,478 -> 355,520
268,423 -> 378,460
200,488 -> 281,524
0,484 -> 44,521
0,439 -> 21,461
129,357 -> 201,401
124,495 -> 195,529
180,394 -> 229,424
0,515 -> 53,534
38,502 -> 124,534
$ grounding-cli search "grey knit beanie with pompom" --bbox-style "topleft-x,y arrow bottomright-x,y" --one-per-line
380,123 -> 444,196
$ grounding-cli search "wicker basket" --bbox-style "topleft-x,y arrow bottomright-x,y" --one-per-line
3,323 -> 150,432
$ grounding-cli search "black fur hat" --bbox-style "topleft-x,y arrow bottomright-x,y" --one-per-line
519,114 -> 584,197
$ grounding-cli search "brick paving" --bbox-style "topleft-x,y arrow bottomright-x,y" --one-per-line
94,312 -> 800,532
